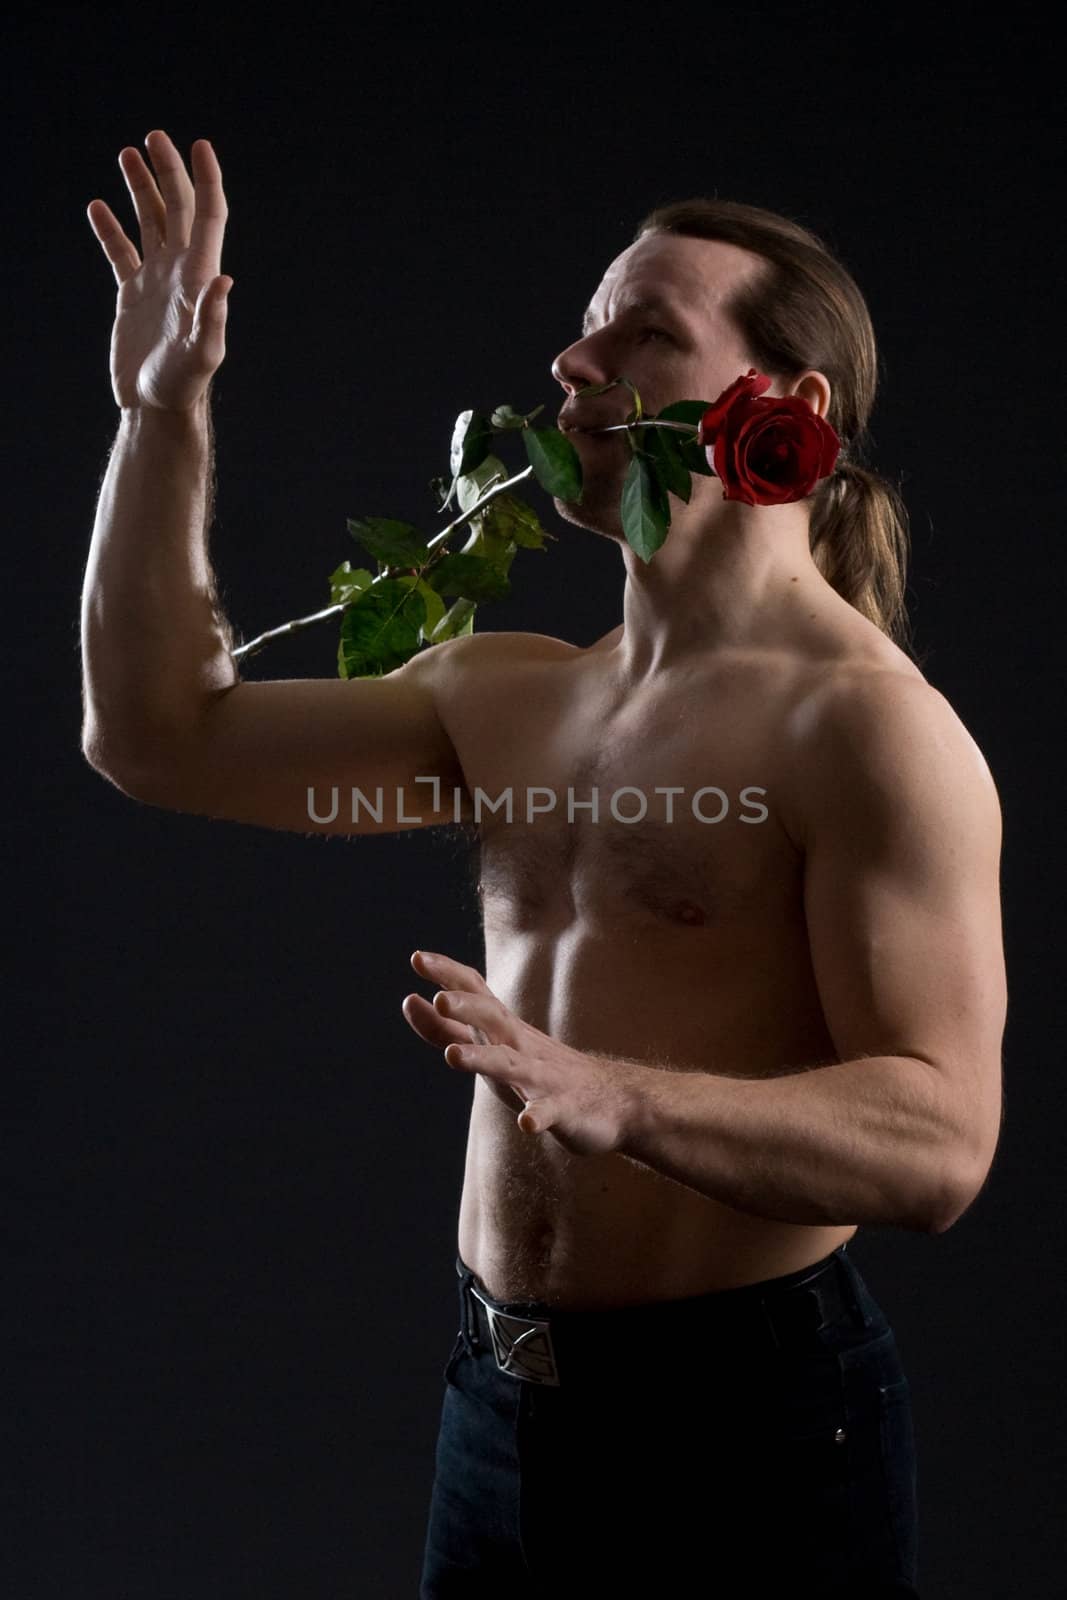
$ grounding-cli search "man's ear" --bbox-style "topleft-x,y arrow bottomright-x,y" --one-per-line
789,369 -> 832,420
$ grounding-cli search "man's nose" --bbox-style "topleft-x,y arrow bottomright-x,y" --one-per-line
551,337 -> 612,394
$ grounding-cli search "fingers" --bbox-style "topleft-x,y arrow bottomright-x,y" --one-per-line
187,138 -> 228,272
401,992 -> 481,1050
89,131 -> 226,281
86,197 -> 141,288
117,142 -> 168,259
411,950 -> 488,992
432,988 -> 525,1053
143,129 -> 197,253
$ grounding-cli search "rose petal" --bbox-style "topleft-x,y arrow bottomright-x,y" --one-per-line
701,371 -> 841,504
697,370 -> 772,446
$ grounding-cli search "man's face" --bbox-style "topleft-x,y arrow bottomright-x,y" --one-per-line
550,230 -> 765,540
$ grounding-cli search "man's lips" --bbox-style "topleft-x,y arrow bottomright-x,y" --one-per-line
558,416 -> 623,435
560,427 -> 618,451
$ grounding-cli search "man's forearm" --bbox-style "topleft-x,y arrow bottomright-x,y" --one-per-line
613,1052 -> 972,1234
80,395 -> 240,780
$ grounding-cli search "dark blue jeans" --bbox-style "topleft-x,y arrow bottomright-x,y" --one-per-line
419,1244 -> 919,1596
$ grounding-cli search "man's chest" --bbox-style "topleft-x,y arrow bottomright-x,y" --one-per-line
448,651 -> 806,933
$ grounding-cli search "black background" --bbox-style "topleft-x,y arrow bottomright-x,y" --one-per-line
8,4 -> 1064,1594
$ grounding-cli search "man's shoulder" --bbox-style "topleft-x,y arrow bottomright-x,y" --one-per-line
402,627 -> 585,730
781,604 -> 941,739
805,658 -> 979,758
405,626 -> 582,680
782,655 -> 1000,848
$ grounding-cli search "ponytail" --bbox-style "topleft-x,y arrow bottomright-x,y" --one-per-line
809,460 -> 917,658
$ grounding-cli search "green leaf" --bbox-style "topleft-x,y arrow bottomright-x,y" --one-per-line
346,516 -> 431,568
456,454 -> 510,514
675,437 -> 716,478
640,426 -> 692,504
449,410 -> 494,477
479,491 -> 554,550
337,577 -> 426,678
490,403 -> 544,430
414,579 -> 447,641
522,427 -> 583,501
460,524 -> 517,594
655,400 -> 716,477
425,551 -> 511,601
621,454 -> 670,562
328,561 -> 374,604
429,597 -> 477,642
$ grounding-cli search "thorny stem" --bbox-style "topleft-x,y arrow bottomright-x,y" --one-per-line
230,420 -> 700,663
586,420 -> 697,435
231,601 -> 345,662
425,462 -> 535,553
231,462 -> 536,662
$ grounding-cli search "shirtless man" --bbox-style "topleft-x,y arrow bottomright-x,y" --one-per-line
82,132 -> 1006,1595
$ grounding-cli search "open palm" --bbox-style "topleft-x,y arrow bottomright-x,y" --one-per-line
87,129 -> 232,413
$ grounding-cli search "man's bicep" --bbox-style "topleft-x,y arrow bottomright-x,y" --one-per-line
800,677 -> 1006,1168
110,642 -> 471,836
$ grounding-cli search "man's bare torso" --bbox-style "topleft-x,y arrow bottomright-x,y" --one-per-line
432,602 -> 926,1310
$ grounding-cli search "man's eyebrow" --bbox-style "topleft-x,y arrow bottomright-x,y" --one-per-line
580,293 -> 694,335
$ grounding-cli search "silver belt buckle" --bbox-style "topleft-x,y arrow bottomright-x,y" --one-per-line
469,1284 -> 561,1386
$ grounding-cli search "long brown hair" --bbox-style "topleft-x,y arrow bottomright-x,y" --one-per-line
633,198 -> 919,660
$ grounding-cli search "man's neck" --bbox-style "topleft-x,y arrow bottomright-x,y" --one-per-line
611,511 -> 835,682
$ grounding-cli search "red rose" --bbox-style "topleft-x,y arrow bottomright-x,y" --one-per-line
696,368 -> 840,506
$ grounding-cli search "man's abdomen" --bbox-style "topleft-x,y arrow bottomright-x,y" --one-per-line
458,1077 -> 857,1310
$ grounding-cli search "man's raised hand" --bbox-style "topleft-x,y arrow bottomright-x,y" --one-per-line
86,130 -> 232,413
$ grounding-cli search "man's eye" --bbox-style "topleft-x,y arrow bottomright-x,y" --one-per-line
578,324 -> 671,342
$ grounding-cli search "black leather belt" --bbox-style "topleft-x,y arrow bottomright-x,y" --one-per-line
456,1246 -> 862,1388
